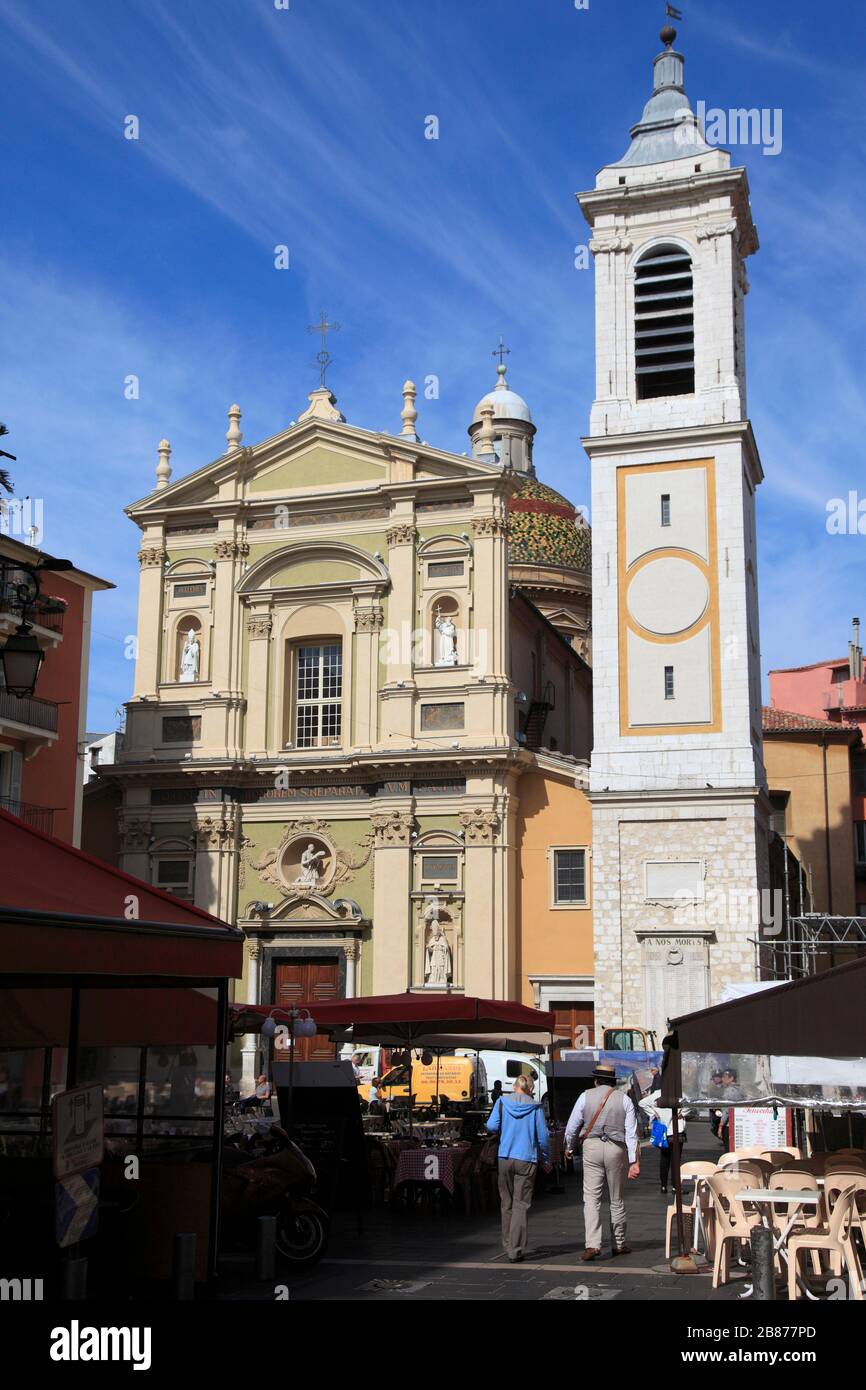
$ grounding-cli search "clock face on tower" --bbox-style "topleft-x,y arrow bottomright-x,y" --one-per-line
617,459 -> 721,735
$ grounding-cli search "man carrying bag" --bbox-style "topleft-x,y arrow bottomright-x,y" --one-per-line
564,1062 -> 640,1261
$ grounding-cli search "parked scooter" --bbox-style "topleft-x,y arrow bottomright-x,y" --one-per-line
221,1118 -> 329,1266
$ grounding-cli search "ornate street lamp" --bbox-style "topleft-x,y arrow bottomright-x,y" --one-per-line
0,552 -> 72,697
0,622 -> 43,697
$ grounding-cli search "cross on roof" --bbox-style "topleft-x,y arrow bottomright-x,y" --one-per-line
308,312 -> 341,388
492,336 -> 511,369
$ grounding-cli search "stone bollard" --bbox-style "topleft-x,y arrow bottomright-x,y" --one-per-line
751,1225 -> 776,1300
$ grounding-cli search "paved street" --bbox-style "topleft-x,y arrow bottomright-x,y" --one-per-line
220,1123 -> 743,1302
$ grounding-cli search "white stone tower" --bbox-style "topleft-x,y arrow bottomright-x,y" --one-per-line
579,24 -> 769,1037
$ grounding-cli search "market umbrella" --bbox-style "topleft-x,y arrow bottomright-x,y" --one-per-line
229,994 -> 559,1125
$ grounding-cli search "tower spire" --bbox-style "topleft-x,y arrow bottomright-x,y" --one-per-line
608,20 -> 711,169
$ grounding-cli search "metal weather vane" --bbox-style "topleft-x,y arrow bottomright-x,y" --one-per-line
308,311 -> 340,388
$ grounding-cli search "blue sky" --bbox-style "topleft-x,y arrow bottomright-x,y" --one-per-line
2,0 -> 865,732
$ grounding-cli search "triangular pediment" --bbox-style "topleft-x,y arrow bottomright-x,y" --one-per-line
127,417 -> 507,520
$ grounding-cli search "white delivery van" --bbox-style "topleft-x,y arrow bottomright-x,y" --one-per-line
457,1050 -> 549,1114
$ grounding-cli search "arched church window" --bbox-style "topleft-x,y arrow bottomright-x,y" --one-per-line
634,243 -> 694,400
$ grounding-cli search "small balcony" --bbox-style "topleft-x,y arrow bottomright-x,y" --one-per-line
0,798 -> 55,835
0,689 -> 59,734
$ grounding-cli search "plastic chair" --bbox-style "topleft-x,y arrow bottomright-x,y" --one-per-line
706,1172 -> 764,1290
665,1160 -> 716,1259
722,1158 -> 774,1185
769,1170 -> 824,1274
762,1147 -> 803,1166
782,1155 -> 829,1176
718,1147 -> 772,1165
787,1186 -> 865,1301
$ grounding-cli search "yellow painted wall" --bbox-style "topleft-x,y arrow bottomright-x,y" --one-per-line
516,767 -> 594,1005
764,734 -> 856,915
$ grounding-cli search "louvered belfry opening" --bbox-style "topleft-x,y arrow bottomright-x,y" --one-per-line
634,244 -> 695,399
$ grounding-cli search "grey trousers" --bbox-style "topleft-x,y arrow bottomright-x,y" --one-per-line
498,1158 -> 536,1257
582,1137 -> 628,1250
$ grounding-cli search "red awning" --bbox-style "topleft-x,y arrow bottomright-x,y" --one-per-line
0,808 -> 243,979
230,993 -> 556,1041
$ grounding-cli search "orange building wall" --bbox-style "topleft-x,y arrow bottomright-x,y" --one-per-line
763,735 -> 856,915
516,766 -> 594,1005
20,574 -> 88,845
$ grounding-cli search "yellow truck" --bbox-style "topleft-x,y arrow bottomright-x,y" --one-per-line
357,1051 -> 486,1108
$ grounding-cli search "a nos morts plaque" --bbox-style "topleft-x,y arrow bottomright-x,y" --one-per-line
273,1060 -> 366,1214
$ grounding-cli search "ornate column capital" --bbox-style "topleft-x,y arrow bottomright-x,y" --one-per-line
371,810 -> 414,846
459,808 -> 501,843
696,219 -> 737,242
214,539 -> 250,561
137,546 -> 166,569
118,815 -> 151,852
246,936 -> 263,961
472,516 -> 509,540
354,605 -> 384,633
247,613 -> 273,639
195,815 -> 237,850
343,938 -> 360,962
386,523 -> 415,547
589,236 -> 633,256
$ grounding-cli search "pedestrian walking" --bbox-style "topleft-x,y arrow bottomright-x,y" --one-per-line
486,1075 -> 551,1263
639,1087 -> 687,1193
564,1062 -> 640,1261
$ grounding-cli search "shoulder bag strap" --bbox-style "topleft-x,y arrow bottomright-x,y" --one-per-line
581,1087 -> 614,1143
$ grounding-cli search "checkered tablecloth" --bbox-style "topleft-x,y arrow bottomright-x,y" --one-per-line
393,1144 -> 470,1196
549,1130 -> 565,1167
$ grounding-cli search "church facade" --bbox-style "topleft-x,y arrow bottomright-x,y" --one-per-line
111,367 -> 595,1086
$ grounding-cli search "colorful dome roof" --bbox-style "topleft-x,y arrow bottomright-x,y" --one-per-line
508,477 -> 591,573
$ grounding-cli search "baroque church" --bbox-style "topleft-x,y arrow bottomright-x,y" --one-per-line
94,25 -> 769,1086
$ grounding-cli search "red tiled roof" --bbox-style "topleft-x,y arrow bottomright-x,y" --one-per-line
768,658 -> 848,674
762,706 -> 860,735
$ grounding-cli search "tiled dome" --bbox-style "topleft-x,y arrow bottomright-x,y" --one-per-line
508,477 -> 591,573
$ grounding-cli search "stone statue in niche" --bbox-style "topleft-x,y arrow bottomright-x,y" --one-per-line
434,606 -> 459,666
178,629 -> 201,682
423,897 -> 453,985
293,842 -> 328,888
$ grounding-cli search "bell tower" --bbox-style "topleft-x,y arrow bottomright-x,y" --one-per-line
579,25 -> 769,1037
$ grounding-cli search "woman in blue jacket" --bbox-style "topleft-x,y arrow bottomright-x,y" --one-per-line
486,1075 -> 551,1262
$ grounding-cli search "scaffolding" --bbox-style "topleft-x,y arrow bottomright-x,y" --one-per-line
754,914 -> 866,982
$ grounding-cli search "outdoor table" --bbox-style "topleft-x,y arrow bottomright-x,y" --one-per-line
393,1142 -> 471,1196
736,1188 -> 822,1300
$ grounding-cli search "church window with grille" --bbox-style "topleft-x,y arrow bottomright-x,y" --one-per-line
295,643 -> 343,747
635,244 -> 694,400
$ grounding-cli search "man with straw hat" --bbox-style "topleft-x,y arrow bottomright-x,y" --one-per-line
564,1061 -> 640,1261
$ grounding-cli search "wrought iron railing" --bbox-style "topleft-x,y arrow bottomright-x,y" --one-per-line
0,798 -> 55,834
0,689 -> 59,732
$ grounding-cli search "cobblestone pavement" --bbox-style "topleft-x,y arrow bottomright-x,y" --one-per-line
219,1123 -> 746,1302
